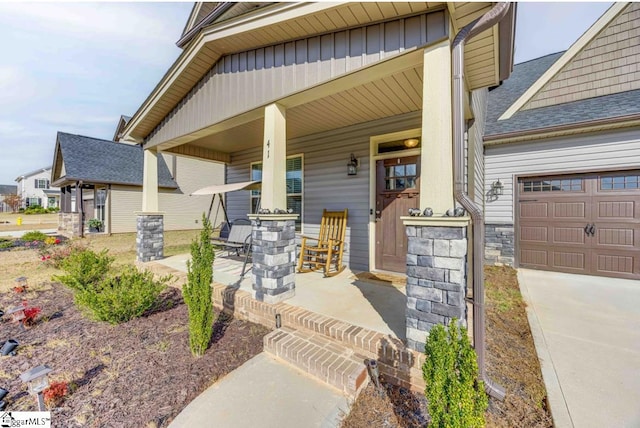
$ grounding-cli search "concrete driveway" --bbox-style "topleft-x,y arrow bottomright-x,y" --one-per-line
518,269 -> 640,428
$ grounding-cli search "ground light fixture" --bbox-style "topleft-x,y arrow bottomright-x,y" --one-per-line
15,276 -> 28,292
7,306 -> 25,328
0,339 -> 19,356
347,153 -> 358,176
0,387 -> 7,410
20,365 -> 52,411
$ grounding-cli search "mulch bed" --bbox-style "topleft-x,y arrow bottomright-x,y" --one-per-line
0,235 -> 68,252
0,283 -> 270,427
341,266 -> 553,427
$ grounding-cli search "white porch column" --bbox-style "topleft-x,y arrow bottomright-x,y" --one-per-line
261,103 -> 287,211
137,147 -> 163,262
142,148 -> 159,212
420,40 -> 454,214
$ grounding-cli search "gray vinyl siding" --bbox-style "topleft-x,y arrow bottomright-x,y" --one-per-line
226,111 -> 423,272
146,11 -> 446,147
470,88 -> 488,207
109,154 -> 224,233
484,127 -> 640,224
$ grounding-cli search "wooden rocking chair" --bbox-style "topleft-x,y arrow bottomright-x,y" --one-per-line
297,209 -> 348,277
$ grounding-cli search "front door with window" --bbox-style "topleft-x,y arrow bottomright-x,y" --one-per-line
375,156 -> 420,272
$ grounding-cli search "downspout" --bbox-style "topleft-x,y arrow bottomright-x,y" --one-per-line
452,2 -> 512,401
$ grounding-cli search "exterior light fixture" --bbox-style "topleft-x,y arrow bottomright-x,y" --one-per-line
7,306 -> 25,325
15,276 -> 28,292
492,179 -> 504,196
0,387 -> 7,411
347,153 -> 358,176
0,340 -> 18,356
20,365 -> 52,411
403,138 -> 420,148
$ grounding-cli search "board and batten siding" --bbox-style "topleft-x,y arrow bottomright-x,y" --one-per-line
484,128 -> 640,224
469,88 -> 488,208
109,154 -> 224,233
226,111 -> 423,272
146,11 -> 446,147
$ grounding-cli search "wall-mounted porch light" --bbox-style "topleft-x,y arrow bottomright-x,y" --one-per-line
492,179 -> 504,196
347,153 -> 358,176
20,365 -> 52,411
403,138 -> 420,148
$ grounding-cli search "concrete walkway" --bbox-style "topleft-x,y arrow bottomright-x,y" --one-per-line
169,353 -> 349,428
518,269 -> 640,428
0,229 -> 57,238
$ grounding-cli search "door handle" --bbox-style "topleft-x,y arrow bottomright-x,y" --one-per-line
589,224 -> 596,236
584,223 -> 591,236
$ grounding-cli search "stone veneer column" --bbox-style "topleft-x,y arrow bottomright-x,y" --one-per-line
249,214 -> 298,304
403,217 -> 470,352
136,214 -> 164,262
59,212 -> 81,237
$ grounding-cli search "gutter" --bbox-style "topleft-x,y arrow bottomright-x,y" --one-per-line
452,2 -> 513,401
176,2 -> 235,49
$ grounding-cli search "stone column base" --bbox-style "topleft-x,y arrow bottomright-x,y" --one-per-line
249,214 -> 298,304
402,217 -> 470,352
136,213 -> 164,262
58,212 -> 81,237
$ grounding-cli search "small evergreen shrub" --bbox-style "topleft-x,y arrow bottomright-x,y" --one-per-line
54,249 -> 113,291
423,319 -> 488,428
183,214 -> 215,357
74,266 -> 169,324
21,231 -> 48,242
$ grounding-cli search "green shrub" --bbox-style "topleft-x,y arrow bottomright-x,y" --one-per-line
183,214 -> 215,356
0,240 -> 13,249
21,231 -> 49,242
54,249 -> 113,291
423,319 -> 488,428
74,266 -> 169,324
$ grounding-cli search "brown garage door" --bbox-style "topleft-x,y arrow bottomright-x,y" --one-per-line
517,171 -> 640,279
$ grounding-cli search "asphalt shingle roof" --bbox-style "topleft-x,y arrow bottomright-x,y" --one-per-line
56,132 -> 177,188
0,184 -> 17,195
485,51 -> 640,138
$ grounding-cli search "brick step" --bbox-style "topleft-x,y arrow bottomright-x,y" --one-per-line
264,327 -> 369,398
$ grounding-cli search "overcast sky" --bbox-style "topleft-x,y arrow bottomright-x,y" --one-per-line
0,2 -> 613,185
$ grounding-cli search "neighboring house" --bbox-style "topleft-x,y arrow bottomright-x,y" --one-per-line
119,2 -> 516,352
484,2 -> 640,280
51,131 -> 224,236
0,184 -> 17,213
15,166 -> 60,209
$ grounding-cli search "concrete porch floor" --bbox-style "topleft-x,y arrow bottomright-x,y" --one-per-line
158,253 -> 407,340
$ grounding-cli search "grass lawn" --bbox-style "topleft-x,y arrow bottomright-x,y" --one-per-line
0,230 -> 198,293
341,265 -> 553,428
0,230 -> 269,427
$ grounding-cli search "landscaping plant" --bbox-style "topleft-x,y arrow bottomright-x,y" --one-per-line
21,231 -> 48,242
74,266 -> 169,324
39,239 -> 86,269
43,381 -> 69,408
183,214 -> 215,356
423,319 -> 488,428
54,248 -> 113,291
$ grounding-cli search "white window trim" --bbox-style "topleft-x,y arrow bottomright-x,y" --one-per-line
250,153 -> 304,232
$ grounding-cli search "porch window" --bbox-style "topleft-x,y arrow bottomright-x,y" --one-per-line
250,155 -> 303,231
96,189 -> 107,222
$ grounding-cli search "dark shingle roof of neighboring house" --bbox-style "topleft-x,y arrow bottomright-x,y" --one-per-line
55,132 -> 178,188
0,184 -> 17,195
485,51 -> 640,138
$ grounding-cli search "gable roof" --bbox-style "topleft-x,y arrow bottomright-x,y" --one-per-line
499,2 -> 630,120
52,132 -> 177,188
15,166 -> 52,182
112,115 -> 133,142
485,51 -> 640,140
0,184 -> 17,195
